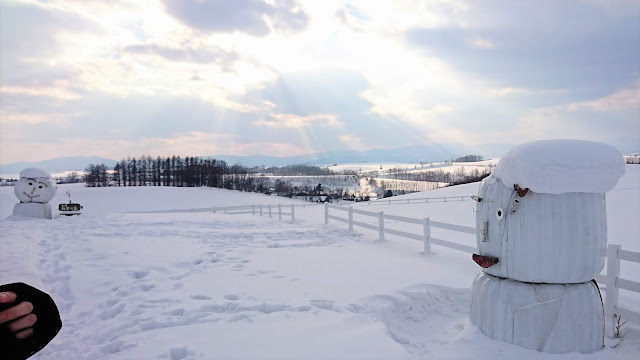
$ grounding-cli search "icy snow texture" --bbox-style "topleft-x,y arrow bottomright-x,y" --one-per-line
470,272 -> 604,354
492,139 -> 624,194
476,176 -> 606,283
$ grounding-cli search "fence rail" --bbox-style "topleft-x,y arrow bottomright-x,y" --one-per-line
355,195 -> 472,207
324,203 -> 640,325
325,203 -> 473,255
604,244 -> 640,324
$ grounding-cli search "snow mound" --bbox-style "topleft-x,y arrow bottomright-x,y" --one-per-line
493,139 -> 624,194
19,167 -> 53,179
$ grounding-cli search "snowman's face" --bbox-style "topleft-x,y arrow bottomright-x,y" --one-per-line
14,177 -> 57,203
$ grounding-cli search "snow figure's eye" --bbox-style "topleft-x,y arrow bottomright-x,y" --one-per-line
39,185 -> 43,188
496,208 -> 504,220
29,182 -> 33,185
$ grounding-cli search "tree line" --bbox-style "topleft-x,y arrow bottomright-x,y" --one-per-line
85,156 -> 232,188
83,157 -> 343,195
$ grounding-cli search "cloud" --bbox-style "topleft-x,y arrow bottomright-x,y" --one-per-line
0,2 -> 100,88
561,85 -> 640,112
486,88 -> 568,98
335,4 -> 369,31
123,43 -> 237,66
468,36 -> 496,49
507,84 -> 640,152
0,86 -> 83,100
161,0 -> 309,36
339,134 -> 368,151
251,69 -> 372,115
406,1 -> 639,98
255,113 -> 341,128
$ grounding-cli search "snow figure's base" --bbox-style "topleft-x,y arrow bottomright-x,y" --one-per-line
470,272 -> 604,354
12,203 -> 53,219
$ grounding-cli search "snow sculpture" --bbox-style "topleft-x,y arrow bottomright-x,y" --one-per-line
470,139 -> 624,354
476,176 -> 607,283
12,168 -> 58,219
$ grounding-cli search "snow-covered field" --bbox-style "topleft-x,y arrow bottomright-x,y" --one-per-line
328,160 -> 498,176
1,166 -> 638,359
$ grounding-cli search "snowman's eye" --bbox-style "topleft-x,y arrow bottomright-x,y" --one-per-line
28,182 -> 33,185
39,185 -> 43,188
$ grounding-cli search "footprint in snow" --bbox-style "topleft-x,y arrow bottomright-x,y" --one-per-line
130,270 -> 149,279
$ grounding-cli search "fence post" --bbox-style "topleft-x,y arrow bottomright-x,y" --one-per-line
268,204 -> 272,218
213,207 -> 216,213
324,203 -> 329,224
423,217 -> 431,255
605,244 -> 621,320
260,204 -> 263,216
291,204 -> 295,223
278,204 -> 282,220
426,198 -> 429,203
378,211 -> 384,242
444,197 -> 447,202
348,206 -> 353,232
252,204 -> 255,216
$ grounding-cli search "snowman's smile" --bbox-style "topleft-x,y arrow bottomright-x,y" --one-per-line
23,192 -> 40,200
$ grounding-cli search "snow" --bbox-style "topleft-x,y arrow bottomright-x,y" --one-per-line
0,166 -> 638,359
493,140 -> 625,194
19,168 -> 54,179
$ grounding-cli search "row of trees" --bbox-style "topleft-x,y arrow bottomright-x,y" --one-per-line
84,156 -> 259,189
83,157 -> 349,195
626,155 -> 640,164
453,154 -> 484,162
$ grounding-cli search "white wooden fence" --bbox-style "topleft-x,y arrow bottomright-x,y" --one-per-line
325,203 -> 640,324
324,203 -> 476,255
355,195 -> 472,207
213,204 -> 301,223
595,245 -> 640,324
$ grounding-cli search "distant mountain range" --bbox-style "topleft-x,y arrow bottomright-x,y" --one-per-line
212,144 -> 511,167
0,144 -> 513,175
0,156 -> 119,175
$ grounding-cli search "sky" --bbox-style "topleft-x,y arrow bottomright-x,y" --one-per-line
0,0 -> 639,164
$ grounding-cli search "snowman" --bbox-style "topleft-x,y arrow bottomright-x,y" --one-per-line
12,168 -> 58,219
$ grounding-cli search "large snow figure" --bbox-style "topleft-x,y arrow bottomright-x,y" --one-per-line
470,139 -> 624,354
12,168 -> 58,219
